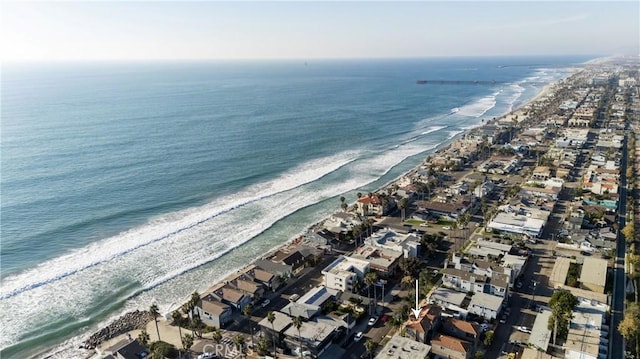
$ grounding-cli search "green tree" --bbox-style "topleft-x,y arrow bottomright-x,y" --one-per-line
340,196 -> 348,211
267,311 -> 278,357
190,315 -> 204,339
149,341 -> 179,359
181,333 -> 194,352
292,316 -> 304,357
619,302 -> 640,357
138,329 -> 150,347
211,327 -> 222,344
256,336 -> 270,356
483,330 -> 494,346
364,339 -> 378,359
623,222 -> 636,243
548,290 -> 578,344
149,303 -> 161,342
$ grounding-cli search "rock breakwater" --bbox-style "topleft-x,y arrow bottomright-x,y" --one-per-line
82,310 -> 154,349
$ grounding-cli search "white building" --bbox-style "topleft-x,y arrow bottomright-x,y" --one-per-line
467,292 -> 504,320
487,205 -> 550,238
366,228 -> 421,258
565,300 -> 609,359
321,256 -> 369,292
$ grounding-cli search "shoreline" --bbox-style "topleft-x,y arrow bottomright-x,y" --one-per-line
78,72 -> 566,356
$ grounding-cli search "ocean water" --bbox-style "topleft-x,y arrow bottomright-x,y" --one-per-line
0,56 -> 590,358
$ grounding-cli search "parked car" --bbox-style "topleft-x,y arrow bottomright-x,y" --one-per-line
261,299 -> 270,308
368,316 -> 379,326
504,308 -> 511,316
442,226 -> 452,230
354,332 -> 364,342
517,326 -> 531,333
500,315 -> 507,324
289,294 -> 300,302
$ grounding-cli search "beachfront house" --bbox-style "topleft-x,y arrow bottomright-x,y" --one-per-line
355,193 -> 395,216
271,250 -> 306,274
245,265 -> 279,291
254,259 -> 293,279
210,285 -> 252,311
232,278 -> 265,300
195,295 -> 233,328
103,339 -> 149,359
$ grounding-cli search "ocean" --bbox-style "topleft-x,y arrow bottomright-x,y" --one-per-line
0,56 -> 591,358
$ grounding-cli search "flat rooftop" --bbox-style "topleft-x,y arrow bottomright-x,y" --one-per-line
550,257 -> 572,287
375,333 -> 431,359
528,309 -> 552,351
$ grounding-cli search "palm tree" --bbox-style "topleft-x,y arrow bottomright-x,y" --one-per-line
190,291 -> 201,318
137,329 -> 150,347
364,272 -> 378,315
292,316 -> 303,357
340,196 -> 348,211
171,310 -> 184,342
233,334 -> 246,358
364,339 -> 378,359
243,303 -> 254,348
398,198 -> 408,221
267,311 -> 277,358
149,304 -> 161,342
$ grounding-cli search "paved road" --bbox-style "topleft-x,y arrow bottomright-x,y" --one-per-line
610,130 -> 628,359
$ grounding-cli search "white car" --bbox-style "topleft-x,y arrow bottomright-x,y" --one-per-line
354,332 -> 364,342
442,226 -> 452,230
198,353 -> 215,359
517,326 -> 531,333
261,299 -> 270,308
368,316 -> 378,326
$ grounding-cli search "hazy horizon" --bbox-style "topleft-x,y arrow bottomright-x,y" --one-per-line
2,1 -> 638,62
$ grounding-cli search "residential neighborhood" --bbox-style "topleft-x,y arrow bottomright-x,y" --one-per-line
93,59 -> 638,359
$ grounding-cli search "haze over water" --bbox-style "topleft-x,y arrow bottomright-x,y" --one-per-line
0,57 -> 589,358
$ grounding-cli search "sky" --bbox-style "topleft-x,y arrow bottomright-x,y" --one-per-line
1,1 -> 638,61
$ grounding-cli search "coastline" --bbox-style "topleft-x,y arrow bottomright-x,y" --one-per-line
78,73 -> 566,357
